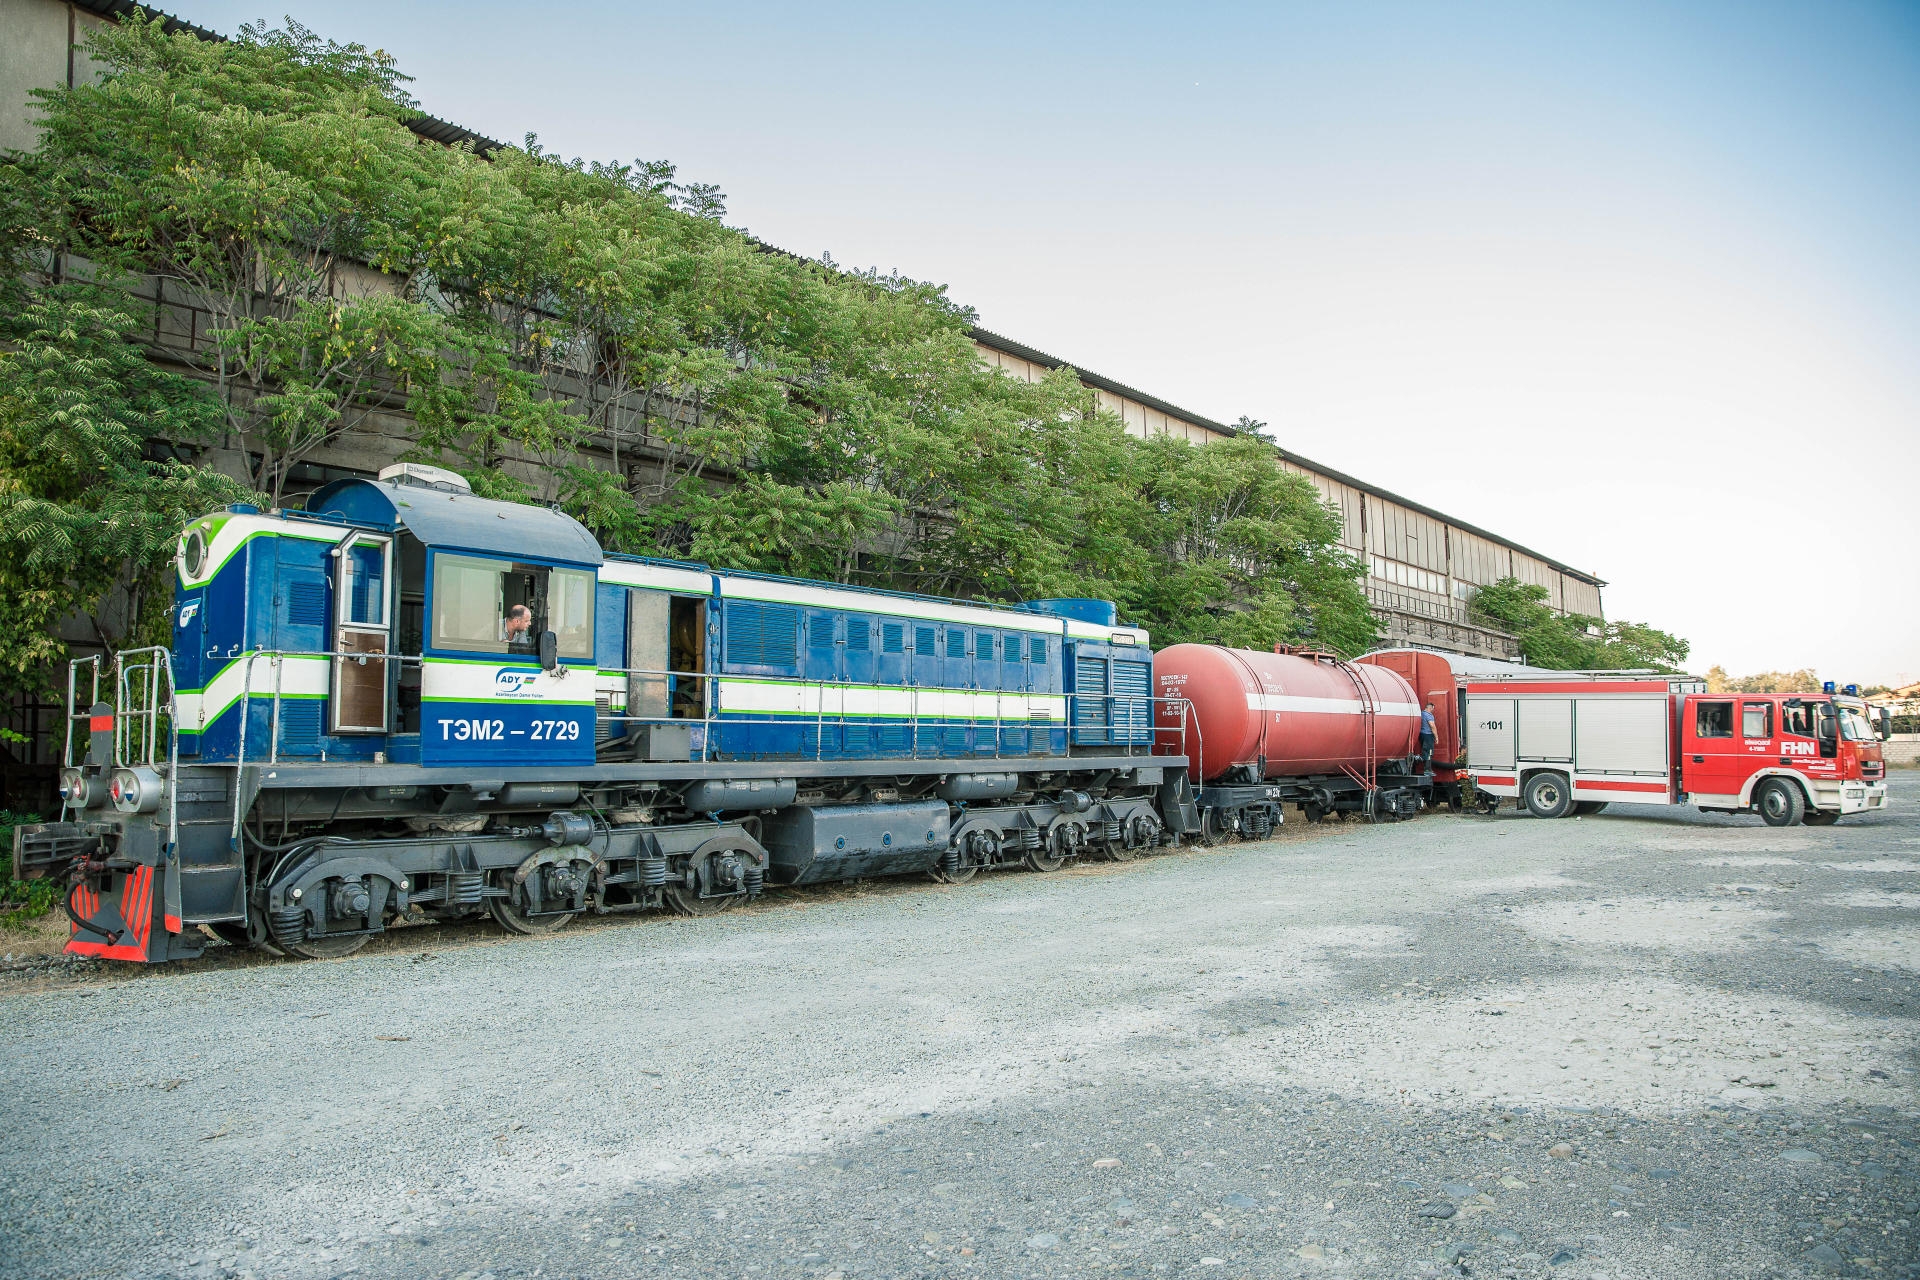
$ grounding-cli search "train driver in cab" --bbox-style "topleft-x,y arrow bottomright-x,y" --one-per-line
503,603 -> 536,652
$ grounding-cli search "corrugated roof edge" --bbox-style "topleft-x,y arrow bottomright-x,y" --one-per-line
68,0 -> 503,152
969,326 -> 1604,589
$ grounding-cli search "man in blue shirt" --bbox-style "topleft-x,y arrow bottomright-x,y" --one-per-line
1419,701 -> 1437,766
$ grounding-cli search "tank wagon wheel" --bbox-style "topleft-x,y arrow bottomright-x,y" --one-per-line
1802,810 -> 1839,827
1755,778 -> 1805,828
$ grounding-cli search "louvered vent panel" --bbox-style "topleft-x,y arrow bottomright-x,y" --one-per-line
726,602 -> 798,668
947,628 -> 966,657
914,626 -> 936,656
881,623 -> 904,653
286,582 -> 327,627
1073,656 -> 1107,729
1004,633 -> 1024,662
276,700 -> 322,754
976,632 -> 995,661
808,614 -> 836,649
1111,660 -> 1153,744
1029,637 -> 1047,664
846,616 -> 870,651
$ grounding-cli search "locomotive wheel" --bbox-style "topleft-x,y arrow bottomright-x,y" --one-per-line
1023,842 -> 1065,873
283,932 -> 372,961
933,823 -> 993,884
206,921 -> 256,950
214,911 -> 287,956
1025,819 -> 1078,873
487,895 -> 575,935
662,883 -> 738,916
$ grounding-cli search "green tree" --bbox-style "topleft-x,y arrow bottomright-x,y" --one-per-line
25,16 -> 476,504
1469,577 -> 1689,671
0,284 -> 254,693
6,9 -> 1384,674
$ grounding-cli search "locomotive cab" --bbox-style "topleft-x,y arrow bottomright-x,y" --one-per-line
172,465 -> 605,768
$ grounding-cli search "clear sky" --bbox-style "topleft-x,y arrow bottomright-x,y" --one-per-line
180,1 -> 1920,684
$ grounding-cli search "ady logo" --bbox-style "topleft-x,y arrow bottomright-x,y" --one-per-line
493,668 -> 540,697
176,602 -> 199,628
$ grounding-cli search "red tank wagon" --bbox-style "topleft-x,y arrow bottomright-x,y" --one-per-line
1154,644 -> 1430,830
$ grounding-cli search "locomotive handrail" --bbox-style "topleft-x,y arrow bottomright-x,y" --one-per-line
590,662 -> 1175,764
60,654 -> 103,766
110,646 -> 181,858
230,648 -> 426,847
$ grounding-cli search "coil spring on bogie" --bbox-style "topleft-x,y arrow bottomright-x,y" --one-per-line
447,871 -> 484,907
744,863 -> 764,896
1101,820 -> 1123,846
640,858 -> 668,887
939,845 -> 962,875
268,906 -> 306,946
1013,828 -> 1041,851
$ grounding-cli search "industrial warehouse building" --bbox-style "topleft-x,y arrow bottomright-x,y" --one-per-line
0,0 -> 1607,800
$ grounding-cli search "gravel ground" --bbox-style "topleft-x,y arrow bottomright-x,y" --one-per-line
3,777 -> 1916,1280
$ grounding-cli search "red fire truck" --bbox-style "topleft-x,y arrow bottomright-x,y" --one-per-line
1464,673 -> 1889,826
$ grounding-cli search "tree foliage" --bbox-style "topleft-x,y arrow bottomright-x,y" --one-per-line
1,12 -> 1381,700
0,285 -> 254,692
1704,667 -> 1823,694
1468,577 -> 1689,671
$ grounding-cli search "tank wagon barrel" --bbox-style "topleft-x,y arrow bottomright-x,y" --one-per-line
1154,643 -> 1433,830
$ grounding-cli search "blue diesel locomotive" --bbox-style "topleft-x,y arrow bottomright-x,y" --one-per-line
20,465 -> 1191,961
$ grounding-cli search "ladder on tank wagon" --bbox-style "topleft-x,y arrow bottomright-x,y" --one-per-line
1335,660 -> 1380,818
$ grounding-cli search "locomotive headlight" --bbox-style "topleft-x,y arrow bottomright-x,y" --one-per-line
58,768 -> 99,808
110,767 -> 164,814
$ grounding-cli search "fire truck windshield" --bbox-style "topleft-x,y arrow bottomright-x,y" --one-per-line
1838,709 -> 1875,742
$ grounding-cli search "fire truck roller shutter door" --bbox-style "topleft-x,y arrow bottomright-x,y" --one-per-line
1517,698 -> 1573,762
1468,698 -> 1516,770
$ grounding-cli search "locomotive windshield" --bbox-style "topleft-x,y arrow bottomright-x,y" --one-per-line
430,553 -> 594,659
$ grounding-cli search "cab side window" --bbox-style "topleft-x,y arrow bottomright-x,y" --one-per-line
1782,703 -> 1812,737
1740,701 -> 1773,739
1694,700 -> 1734,738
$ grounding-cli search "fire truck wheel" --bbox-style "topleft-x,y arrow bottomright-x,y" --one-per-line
1756,778 -> 1805,827
1522,772 -> 1573,819
1802,810 -> 1839,826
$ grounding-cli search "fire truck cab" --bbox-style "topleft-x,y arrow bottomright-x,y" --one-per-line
1465,673 -> 1888,826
